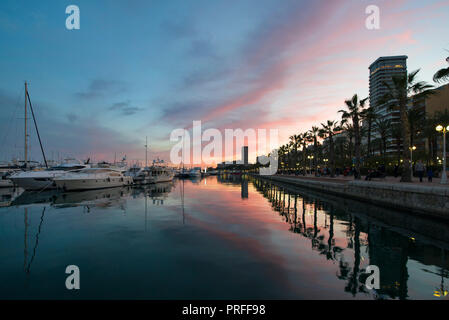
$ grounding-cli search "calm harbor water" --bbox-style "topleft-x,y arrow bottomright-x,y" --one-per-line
1,175 -> 449,300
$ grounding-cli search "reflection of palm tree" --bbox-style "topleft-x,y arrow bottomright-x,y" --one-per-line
313,202 -> 318,238
430,249 -> 449,298
345,221 -> 361,296
302,198 -> 306,234
327,212 -> 334,260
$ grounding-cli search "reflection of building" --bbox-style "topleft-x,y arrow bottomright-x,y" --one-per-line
242,146 -> 248,165
369,56 -> 408,154
241,179 -> 248,199
367,225 -> 409,299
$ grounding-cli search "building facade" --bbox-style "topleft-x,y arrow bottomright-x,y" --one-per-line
241,146 -> 248,165
369,56 -> 408,154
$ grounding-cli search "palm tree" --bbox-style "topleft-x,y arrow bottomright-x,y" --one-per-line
289,134 -> 301,170
391,123 -> 403,165
319,120 -> 341,177
309,126 -> 320,175
334,135 -> 346,166
407,107 -> 425,148
361,106 -> 377,157
288,140 -> 294,169
374,118 -> 391,161
278,145 -> 288,172
433,56 -> 449,83
422,115 -> 438,165
341,122 -> 354,165
339,94 -> 368,179
300,132 -> 310,174
380,69 -> 434,182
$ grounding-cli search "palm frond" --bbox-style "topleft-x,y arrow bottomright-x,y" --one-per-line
433,67 -> 449,83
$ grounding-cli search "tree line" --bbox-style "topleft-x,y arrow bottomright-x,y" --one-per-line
276,58 -> 449,182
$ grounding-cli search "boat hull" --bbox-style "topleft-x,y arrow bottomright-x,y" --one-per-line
134,174 -> 174,184
9,177 -> 56,190
0,179 -> 14,188
54,176 -> 133,191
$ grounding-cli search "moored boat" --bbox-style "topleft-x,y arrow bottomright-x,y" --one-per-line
0,171 -> 14,188
54,168 -> 133,191
132,166 -> 174,184
9,159 -> 89,191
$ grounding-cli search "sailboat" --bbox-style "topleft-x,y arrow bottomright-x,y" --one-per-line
8,83 -> 89,190
9,158 -> 90,190
21,82 -> 49,171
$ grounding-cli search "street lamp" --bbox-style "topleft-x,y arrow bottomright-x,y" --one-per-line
307,155 -> 314,175
409,146 -> 416,181
436,125 -> 449,184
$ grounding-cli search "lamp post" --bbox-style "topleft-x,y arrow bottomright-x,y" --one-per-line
436,125 -> 448,185
307,155 -> 314,175
409,146 -> 416,181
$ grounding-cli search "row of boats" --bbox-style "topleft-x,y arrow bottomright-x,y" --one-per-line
0,159 -> 212,192
0,84 -> 219,192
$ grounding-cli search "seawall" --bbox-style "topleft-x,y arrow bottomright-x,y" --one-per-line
255,175 -> 449,219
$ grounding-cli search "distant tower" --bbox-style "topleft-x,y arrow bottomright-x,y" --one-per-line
242,146 -> 249,165
369,55 -> 408,154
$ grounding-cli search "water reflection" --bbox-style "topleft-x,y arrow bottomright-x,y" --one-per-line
7,182 -> 174,210
1,176 -> 449,299
217,173 -> 249,199
250,176 -> 449,300
24,206 -> 45,275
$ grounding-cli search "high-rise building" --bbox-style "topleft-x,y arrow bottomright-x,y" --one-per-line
241,146 -> 248,165
369,55 -> 408,154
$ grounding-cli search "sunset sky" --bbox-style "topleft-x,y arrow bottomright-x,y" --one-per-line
1,0 -> 448,165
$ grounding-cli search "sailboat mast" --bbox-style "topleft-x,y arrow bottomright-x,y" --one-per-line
26,86 -> 48,168
145,136 -> 148,168
24,82 -> 28,169
182,129 -> 184,171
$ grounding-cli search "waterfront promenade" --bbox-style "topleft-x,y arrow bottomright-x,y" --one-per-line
275,173 -> 449,187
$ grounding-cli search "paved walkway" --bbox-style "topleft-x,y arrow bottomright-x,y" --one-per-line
276,173 -> 449,187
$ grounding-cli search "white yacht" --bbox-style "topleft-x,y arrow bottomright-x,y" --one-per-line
9,159 -> 89,190
0,171 -> 14,188
54,168 -> 133,191
131,166 -> 174,185
124,166 -> 143,180
148,166 -> 174,184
